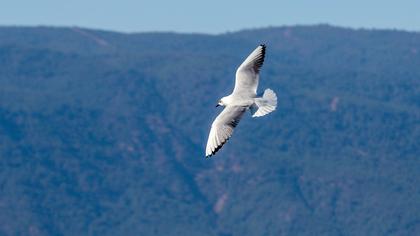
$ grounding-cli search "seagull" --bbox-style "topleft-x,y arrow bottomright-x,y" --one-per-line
205,44 -> 277,157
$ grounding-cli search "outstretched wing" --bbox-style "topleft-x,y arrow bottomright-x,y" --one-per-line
205,106 -> 247,157
233,44 -> 266,96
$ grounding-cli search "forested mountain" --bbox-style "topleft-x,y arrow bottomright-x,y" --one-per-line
0,25 -> 419,235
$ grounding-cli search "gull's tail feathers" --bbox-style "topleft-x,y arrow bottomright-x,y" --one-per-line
251,88 -> 277,117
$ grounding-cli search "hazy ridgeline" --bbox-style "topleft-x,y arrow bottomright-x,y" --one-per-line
0,25 -> 419,235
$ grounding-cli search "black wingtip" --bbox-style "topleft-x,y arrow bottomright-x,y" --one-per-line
205,137 -> 230,158
260,44 -> 266,57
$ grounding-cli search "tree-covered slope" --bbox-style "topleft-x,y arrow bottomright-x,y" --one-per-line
0,25 -> 419,235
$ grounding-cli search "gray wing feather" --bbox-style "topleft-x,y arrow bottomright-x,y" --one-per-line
233,44 -> 266,96
205,106 -> 247,157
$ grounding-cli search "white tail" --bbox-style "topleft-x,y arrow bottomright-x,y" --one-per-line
251,89 -> 277,117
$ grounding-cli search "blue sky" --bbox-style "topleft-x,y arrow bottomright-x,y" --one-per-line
1,0 -> 419,33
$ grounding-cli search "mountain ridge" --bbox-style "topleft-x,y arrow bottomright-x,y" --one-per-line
0,25 -> 419,235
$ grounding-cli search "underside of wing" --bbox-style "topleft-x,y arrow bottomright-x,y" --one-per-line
205,106 -> 247,157
233,44 -> 266,95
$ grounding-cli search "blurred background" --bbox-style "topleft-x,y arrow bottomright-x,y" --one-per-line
0,1 -> 419,235
2,0 -> 420,33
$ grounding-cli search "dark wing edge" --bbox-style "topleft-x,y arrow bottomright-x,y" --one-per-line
237,44 -> 266,74
205,106 -> 247,158
253,44 -> 266,73
233,44 -> 266,95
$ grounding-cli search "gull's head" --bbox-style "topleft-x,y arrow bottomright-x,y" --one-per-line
216,97 -> 228,107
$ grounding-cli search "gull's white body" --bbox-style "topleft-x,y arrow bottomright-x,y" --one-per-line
205,44 -> 277,157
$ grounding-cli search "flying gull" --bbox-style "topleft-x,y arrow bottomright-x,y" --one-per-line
205,44 -> 277,157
